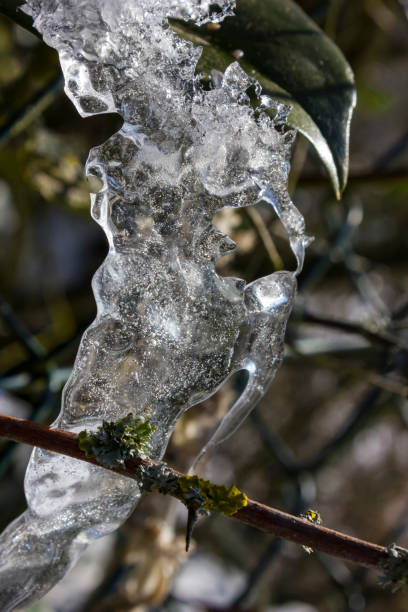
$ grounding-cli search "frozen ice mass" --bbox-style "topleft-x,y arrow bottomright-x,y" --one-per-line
0,0 -> 308,608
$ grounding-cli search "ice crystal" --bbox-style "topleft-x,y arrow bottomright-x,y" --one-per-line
0,0 -> 308,608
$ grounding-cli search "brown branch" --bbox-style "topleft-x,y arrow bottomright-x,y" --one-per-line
0,413 -> 390,571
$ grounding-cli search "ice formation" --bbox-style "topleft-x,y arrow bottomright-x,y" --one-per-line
0,0 -> 308,608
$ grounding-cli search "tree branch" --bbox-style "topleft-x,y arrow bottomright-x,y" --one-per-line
0,413 -> 391,571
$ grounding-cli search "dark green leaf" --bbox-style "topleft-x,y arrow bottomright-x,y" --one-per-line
171,0 -> 356,198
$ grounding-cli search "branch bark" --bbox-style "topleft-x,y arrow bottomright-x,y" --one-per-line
0,413 -> 390,571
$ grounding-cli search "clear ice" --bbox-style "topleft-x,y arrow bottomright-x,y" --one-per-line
0,0 -> 308,608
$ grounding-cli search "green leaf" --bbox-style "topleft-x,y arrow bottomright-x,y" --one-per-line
171,0 -> 356,198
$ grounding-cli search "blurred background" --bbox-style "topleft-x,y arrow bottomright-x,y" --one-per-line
0,0 -> 408,610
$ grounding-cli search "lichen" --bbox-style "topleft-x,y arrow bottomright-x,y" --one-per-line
178,475 -> 248,516
300,509 -> 322,554
136,462 -> 180,495
136,464 -> 247,516
300,509 -> 322,525
379,543 -> 408,593
78,414 -> 156,467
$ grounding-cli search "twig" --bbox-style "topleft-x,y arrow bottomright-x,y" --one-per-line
302,386 -> 384,473
0,294 -> 46,359
245,207 -> 283,271
232,538 -> 283,606
288,133 -> 309,195
299,310 -> 408,352
296,352 -> 408,398
372,128 -> 408,173
0,75 -> 63,146
0,413 -> 391,571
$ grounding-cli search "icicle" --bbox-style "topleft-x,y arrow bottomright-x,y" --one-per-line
0,1 -> 308,608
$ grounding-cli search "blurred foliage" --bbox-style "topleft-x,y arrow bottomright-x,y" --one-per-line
0,0 -> 408,611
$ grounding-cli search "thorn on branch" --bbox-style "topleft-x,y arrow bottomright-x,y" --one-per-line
186,507 -> 199,552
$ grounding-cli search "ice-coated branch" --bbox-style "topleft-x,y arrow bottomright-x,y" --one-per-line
0,413 -> 392,571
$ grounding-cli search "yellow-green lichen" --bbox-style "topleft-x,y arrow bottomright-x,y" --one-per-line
300,508 -> 323,554
300,509 -> 322,525
178,475 -> 248,516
